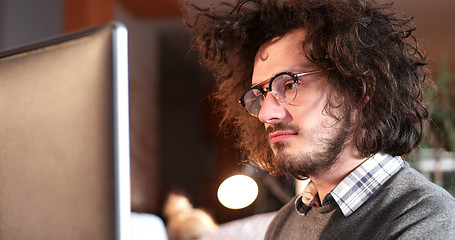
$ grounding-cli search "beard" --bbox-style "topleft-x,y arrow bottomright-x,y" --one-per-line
269,113 -> 352,180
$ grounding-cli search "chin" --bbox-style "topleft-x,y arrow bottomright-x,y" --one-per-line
274,143 -> 303,155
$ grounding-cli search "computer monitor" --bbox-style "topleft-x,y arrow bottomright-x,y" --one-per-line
0,22 -> 130,240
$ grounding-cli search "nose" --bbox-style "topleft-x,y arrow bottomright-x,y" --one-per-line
258,92 -> 288,124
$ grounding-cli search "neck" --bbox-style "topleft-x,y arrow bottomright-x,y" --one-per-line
309,144 -> 366,202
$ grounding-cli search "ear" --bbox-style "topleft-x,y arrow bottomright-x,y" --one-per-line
358,95 -> 371,111
364,96 -> 371,104
362,70 -> 375,106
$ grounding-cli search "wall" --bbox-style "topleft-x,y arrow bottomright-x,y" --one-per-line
396,0 -> 455,71
0,0 -> 63,50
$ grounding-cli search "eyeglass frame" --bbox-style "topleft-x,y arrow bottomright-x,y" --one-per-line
239,69 -> 324,116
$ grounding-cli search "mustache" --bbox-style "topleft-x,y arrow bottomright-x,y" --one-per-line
266,123 -> 300,134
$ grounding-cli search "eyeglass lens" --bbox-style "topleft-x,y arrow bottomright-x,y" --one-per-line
242,73 -> 297,116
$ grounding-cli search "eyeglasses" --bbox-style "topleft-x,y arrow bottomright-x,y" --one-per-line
239,69 -> 323,117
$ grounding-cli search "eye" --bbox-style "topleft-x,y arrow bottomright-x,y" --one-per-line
284,80 -> 297,91
272,74 -> 295,91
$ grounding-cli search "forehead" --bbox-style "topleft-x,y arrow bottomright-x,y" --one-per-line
252,28 -> 311,85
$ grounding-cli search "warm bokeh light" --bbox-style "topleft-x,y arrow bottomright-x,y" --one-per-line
217,175 -> 259,209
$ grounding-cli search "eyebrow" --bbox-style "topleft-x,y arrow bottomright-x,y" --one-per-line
251,69 -> 323,88
251,76 -> 274,88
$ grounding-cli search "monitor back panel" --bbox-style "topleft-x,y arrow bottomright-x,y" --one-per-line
0,25 -> 120,240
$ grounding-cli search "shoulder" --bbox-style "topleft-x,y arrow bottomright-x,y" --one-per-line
379,164 -> 455,239
390,164 -> 454,202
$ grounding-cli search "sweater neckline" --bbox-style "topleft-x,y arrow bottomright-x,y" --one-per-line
294,194 -> 338,215
313,194 -> 337,214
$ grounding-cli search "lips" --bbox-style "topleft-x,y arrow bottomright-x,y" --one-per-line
269,131 -> 298,144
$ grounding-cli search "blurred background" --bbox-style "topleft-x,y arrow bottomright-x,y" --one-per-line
0,0 -> 454,224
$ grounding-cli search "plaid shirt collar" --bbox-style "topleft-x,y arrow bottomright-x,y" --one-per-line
295,153 -> 404,217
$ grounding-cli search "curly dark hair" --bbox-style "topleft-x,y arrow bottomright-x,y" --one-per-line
185,0 -> 432,175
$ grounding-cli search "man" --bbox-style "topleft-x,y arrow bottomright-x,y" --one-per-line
186,0 -> 455,239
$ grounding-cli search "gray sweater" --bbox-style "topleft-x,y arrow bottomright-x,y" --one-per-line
265,164 -> 455,239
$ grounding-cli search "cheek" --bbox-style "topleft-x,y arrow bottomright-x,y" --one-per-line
286,79 -> 330,128
286,104 -> 324,129
288,93 -> 328,123
291,81 -> 329,111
